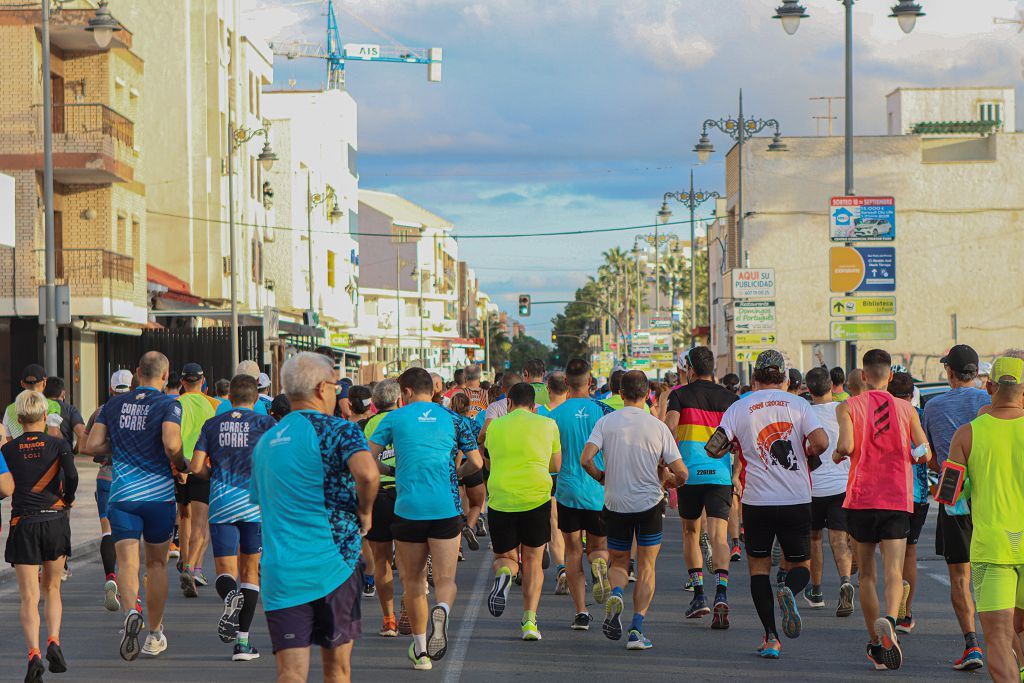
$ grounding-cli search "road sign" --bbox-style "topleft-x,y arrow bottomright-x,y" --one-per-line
329,332 -> 351,348
735,332 -> 777,347
344,43 -> 381,59
829,320 -> 897,341
830,247 -> 895,292
650,316 -> 672,329
830,296 -> 897,317
735,349 -> 765,363
729,268 -> 776,299
830,196 -> 895,242
734,301 -> 776,332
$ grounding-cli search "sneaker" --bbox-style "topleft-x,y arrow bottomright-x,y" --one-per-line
462,524 -> 480,551
379,616 -> 398,637
895,614 -> 915,634
142,627 -> 168,657
398,599 -> 412,635
803,587 -> 825,609
686,594 -> 710,619
866,643 -> 887,671
896,580 -> 911,620
603,594 -> 624,641
168,543 -> 180,559
571,612 -> 592,631
45,641 -> 67,673
193,569 -> 209,587
232,642 -> 260,661
180,568 -> 198,598
103,579 -> 120,612
627,559 -> 636,583
873,617 -> 902,670
591,558 -> 611,604
476,517 -> 488,537
626,629 -> 653,650
700,532 -> 714,574
363,582 -> 377,598
119,610 -> 144,661
488,570 -> 512,617
776,586 -> 802,639
408,642 -> 432,671
757,635 -> 781,659
554,568 -> 569,595
218,589 -> 244,643
836,581 -> 855,618
175,559 -> 184,575
61,561 -> 71,582
953,646 -> 984,671
711,593 -> 730,630
458,549 -> 465,562
26,655 -> 44,683
730,544 -> 742,562
521,620 -> 542,641
426,605 -> 449,661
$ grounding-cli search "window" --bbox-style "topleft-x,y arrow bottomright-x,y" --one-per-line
347,144 -> 358,177
978,102 -> 1003,128
364,297 -> 378,315
251,238 -> 260,283
327,250 -> 336,288
132,220 -> 141,272
405,301 -> 418,317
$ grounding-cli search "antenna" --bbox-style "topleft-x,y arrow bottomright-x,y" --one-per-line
809,96 -> 844,136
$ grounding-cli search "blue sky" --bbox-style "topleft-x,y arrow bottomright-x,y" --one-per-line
246,0 -> 1024,337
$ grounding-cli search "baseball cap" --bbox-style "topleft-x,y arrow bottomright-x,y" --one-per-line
21,363 -> 46,384
257,372 -> 271,389
940,344 -> 979,373
235,359 -> 260,380
181,362 -> 204,382
977,361 -> 993,377
754,349 -> 786,372
110,369 -> 133,393
788,368 -> 803,388
990,356 -> 1024,385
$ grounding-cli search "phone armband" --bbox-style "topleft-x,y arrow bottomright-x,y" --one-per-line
935,460 -> 966,506
704,427 -> 732,460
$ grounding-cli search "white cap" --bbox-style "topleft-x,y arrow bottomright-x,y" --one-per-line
978,361 -> 993,377
257,372 -> 271,389
110,369 -> 133,393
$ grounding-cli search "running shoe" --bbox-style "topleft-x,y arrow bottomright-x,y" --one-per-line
458,549 -> 465,562
62,561 -> 71,582
180,568 -> 198,598
730,544 -> 742,562
873,617 -> 902,670
362,582 -> 376,598
408,642 -> 432,671
488,570 -> 512,617
379,616 -> 398,637
895,614 -> 915,634
232,642 -> 260,661
542,546 -> 551,570
711,592 -> 730,630
896,580 -> 910,620
571,612 -> 592,631
426,605 -> 449,661
603,594 -> 624,641
218,589 -> 243,643
686,594 -> 710,619
26,654 -> 44,683
142,627 -> 168,657
591,558 -> 611,604
175,559 -> 184,575
836,581 -> 855,618
628,559 -> 636,583
462,524 -> 480,551
521,620 -> 542,641
803,586 -> 825,609
626,629 -> 653,650
193,569 -> 209,587
168,543 -> 180,559
45,641 -> 67,673
757,635 -> 781,659
476,517 -> 488,537
776,586 -> 802,639
120,610 -> 144,661
103,579 -> 120,612
398,599 -> 412,635
866,643 -> 887,671
952,646 -> 984,671
700,532 -> 714,575
554,568 -> 569,595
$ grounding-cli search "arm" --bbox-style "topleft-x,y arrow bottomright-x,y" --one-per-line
834,403 -> 854,461
46,412 -> 63,439
461,448 -> 483,474
664,409 -> 680,436
804,428 -> 829,459
947,424 -> 971,467
909,409 -> 931,463
189,449 -> 210,478
347,449 -> 380,536
549,450 -> 562,475
0,471 -> 12,498
59,443 -> 78,506
581,442 -> 603,483
665,457 -> 688,488
83,421 -> 111,458
732,455 -> 743,499
162,422 -> 186,472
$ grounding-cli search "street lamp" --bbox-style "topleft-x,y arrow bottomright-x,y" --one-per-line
85,0 -> 121,49
307,182 -> 341,323
772,0 -> 809,35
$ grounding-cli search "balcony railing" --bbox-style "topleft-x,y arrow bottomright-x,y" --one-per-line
36,103 -> 134,149
36,248 -> 134,285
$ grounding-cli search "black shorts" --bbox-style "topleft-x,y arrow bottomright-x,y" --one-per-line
365,489 -> 396,543
935,504 -> 972,565
5,515 -> 71,565
556,502 -> 606,537
174,476 -> 211,506
846,508 -> 912,544
811,493 -> 848,532
265,569 -> 362,654
743,503 -> 811,562
678,484 -> 732,521
489,501 -> 551,554
907,502 -> 929,545
459,469 -> 485,488
174,479 -> 189,505
604,504 -> 663,552
390,515 -> 461,544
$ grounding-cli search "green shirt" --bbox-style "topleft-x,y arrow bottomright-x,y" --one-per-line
178,392 -> 219,462
966,413 -> 1024,564
484,409 -> 560,512
833,391 -> 850,402
3,399 -> 61,440
364,411 -> 395,489
530,382 -> 550,408
601,395 -> 650,413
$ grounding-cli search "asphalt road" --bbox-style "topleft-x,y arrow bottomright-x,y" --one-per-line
0,511 -> 988,682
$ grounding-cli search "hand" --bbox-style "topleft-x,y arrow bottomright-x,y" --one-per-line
832,452 -> 848,464
175,470 -> 188,485
358,510 -> 372,537
732,478 -> 743,499
46,413 -> 64,429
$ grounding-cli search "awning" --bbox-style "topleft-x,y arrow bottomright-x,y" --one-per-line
147,265 -> 200,305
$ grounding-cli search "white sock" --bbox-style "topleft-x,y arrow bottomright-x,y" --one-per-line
413,633 -> 427,654
437,602 -> 450,615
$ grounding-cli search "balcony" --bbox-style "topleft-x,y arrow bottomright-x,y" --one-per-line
35,248 -> 136,306
27,104 -> 136,183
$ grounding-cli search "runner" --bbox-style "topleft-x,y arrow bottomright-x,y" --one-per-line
367,367 -> 484,670
802,367 -> 854,617
716,350 -> 828,660
549,358 -> 615,630
581,370 -> 688,651
924,344 -> 990,671
442,369 -> 465,407
835,349 -> 930,671
449,393 -> 485,555
256,373 -> 274,413
947,356 -> 1024,683
215,361 -> 269,416
190,374 -> 277,661
42,377 -> 86,451
523,358 -> 550,407
483,382 -> 561,641
663,346 -> 738,629
3,364 -> 62,441
250,352 -> 379,683
601,370 -> 626,411
831,367 -> 850,402
453,364 -> 488,419
3,390 -> 76,683
847,369 -> 866,398
83,351 -> 186,661
541,371 -> 570,593
480,372 -> 522,441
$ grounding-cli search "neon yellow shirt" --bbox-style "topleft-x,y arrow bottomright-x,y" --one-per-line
966,414 -> 1024,564
601,395 -> 650,413
530,383 -> 550,408
178,392 -> 218,462
484,409 -> 560,512
364,411 -> 395,489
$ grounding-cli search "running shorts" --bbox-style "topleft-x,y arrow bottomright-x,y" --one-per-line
907,502 -> 929,546
210,521 -> 262,557
935,505 -> 972,565
810,493 -> 848,532
556,502 -> 606,537
489,501 -> 551,553
5,515 -> 71,565
108,500 -> 176,544
390,515 -> 461,544
742,503 -> 811,562
95,477 -> 111,520
846,508 -> 911,544
187,476 -> 210,505
366,488 -> 396,543
603,503 -> 663,552
265,569 -> 362,653
971,563 -> 1024,613
678,484 -> 732,522
459,469 -> 484,488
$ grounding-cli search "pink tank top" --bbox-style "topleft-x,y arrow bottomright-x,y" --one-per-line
843,390 -> 914,513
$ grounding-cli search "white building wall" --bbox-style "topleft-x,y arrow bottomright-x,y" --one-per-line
887,87 -> 1016,135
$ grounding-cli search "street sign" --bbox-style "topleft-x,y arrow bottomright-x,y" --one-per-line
736,332 -> 777,347
344,43 -> 381,59
830,296 -> 897,317
729,268 -> 776,299
734,301 -> 776,332
830,196 -> 896,242
329,331 -> 351,348
830,247 -> 895,292
650,316 -> 672,329
829,320 -> 897,341
735,349 -> 765,363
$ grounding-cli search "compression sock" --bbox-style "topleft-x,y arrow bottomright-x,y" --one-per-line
688,568 -> 704,596
239,584 -> 260,634
236,632 -> 249,646
172,524 -> 179,546
437,602 -> 450,615
750,575 -> 778,638
630,613 -> 645,632
215,574 -> 238,601
785,566 -> 810,595
100,533 -> 117,577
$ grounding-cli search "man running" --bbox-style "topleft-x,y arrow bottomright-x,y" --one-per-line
523,358 -> 550,407
582,370 -> 688,651
368,367 -> 483,670
717,350 -> 828,660
831,367 -> 850,402
83,351 -> 186,661
190,374 -> 277,661
835,349 -> 930,671
802,367 -> 854,617
924,344 -> 990,671
453,364 -> 488,419
664,346 -> 738,628
3,364 -> 62,441
42,377 -> 86,451
484,382 -> 561,641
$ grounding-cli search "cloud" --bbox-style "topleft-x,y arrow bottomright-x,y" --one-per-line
618,4 -> 716,70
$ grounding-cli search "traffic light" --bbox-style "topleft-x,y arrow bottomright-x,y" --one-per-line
551,331 -> 558,343
518,294 -> 531,317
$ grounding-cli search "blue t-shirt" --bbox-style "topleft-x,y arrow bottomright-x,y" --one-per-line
474,410 -> 486,430
198,407 -> 277,524
217,398 -> 268,416
457,413 -> 482,444
549,398 -> 614,511
0,454 -> 8,474
369,402 -> 477,521
923,387 -> 990,467
250,410 -> 369,611
96,387 -> 182,504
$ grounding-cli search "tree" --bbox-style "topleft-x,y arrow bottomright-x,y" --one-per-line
508,333 -> 552,373
469,317 -> 511,374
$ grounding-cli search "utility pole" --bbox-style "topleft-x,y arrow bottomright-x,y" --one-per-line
41,0 -> 57,375
810,95 -> 843,136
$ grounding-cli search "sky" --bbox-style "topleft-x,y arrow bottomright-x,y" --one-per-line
243,0 -> 1024,338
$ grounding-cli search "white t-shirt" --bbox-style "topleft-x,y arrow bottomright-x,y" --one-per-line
586,406 -> 681,513
484,399 -> 508,422
808,402 -> 849,498
719,389 -> 824,506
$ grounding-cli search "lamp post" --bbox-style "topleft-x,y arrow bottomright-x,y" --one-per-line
773,0 -> 924,370
659,169 -> 721,343
395,257 -> 410,371
306,177 -> 342,323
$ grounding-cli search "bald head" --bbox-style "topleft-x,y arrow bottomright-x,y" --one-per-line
138,351 -> 169,383
847,368 -> 866,397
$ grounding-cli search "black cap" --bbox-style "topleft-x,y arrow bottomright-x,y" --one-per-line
788,368 -> 803,387
21,364 -> 46,384
940,344 -> 979,374
181,362 -> 204,382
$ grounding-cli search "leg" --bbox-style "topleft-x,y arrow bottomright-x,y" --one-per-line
520,544 -> 545,615
144,540 -> 172,632
175,502 -> 190,566
426,535 -> 460,609
40,558 -> 65,644
369,541 -> 395,618
828,529 -> 853,579
275,647 -> 311,683
708,517 -> 730,573
321,642 -> 354,683
979,610 -> 1017,683
949,563 -> 977,636
115,539 -> 142,615
547,499 -> 564,567
395,541 -> 429,635
187,501 -> 209,572
809,529 -> 824,587
632,543 -> 661,617
15,564 -> 42,653
562,532 -> 587,614
681,517 -> 702,588
856,541 -> 881,640
902,542 -> 918,615
465,484 -> 485,530
237,552 -> 262,644
608,548 -> 630,591
361,539 -> 375,578
879,538 -> 908,620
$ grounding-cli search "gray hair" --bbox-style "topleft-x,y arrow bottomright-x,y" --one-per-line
372,379 -> 400,411
235,359 -> 261,380
464,364 -> 481,382
15,390 -> 48,425
281,352 -> 335,400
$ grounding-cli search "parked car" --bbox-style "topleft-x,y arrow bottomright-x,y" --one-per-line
917,381 -> 950,408
853,218 -> 893,237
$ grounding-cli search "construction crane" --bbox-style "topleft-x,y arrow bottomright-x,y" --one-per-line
269,0 -> 441,91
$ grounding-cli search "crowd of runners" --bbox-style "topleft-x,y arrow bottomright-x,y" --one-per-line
1,342 -> 1023,682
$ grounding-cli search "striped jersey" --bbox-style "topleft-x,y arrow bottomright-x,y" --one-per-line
667,380 -> 739,486
197,407 -> 277,524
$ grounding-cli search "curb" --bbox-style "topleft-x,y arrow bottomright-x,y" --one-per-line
0,536 -> 103,586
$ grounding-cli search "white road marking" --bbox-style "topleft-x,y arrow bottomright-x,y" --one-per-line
928,572 -> 951,587
442,551 -> 494,683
